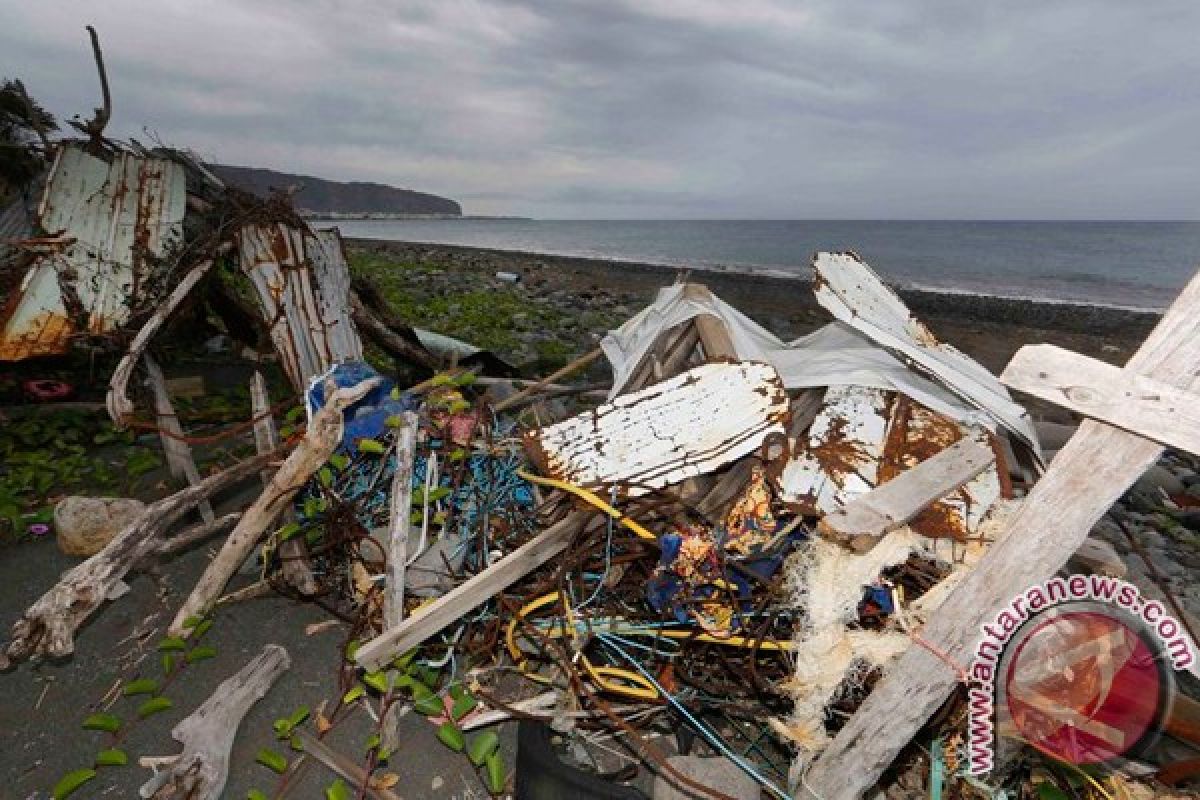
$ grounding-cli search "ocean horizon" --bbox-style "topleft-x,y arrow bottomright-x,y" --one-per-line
329,218 -> 1200,312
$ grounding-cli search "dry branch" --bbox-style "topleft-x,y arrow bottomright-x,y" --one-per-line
3,451 -> 279,666
350,290 -> 438,370
140,644 -> 290,799
291,728 -> 403,800
170,377 -> 382,634
145,353 -> 214,523
107,256 -> 220,425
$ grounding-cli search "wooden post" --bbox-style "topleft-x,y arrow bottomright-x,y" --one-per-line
384,412 -> 419,629
250,371 -> 318,596
140,645 -> 290,800
798,269 -> 1200,799
681,284 -> 738,360
144,354 -> 214,523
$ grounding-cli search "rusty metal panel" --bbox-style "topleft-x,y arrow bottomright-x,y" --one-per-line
778,385 -> 892,513
879,400 -> 1003,540
0,145 -> 186,360
238,223 -> 331,389
310,228 -> 364,364
525,361 -> 789,496
812,251 -> 1040,455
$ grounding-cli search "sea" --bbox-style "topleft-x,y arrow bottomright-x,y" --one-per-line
328,219 -> 1200,311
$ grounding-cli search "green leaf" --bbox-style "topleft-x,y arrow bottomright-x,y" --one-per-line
194,619 -> 213,638
362,670 -> 393,693
385,414 -> 404,428
432,373 -> 454,387
288,705 -> 311,727
329,453 -> 349,471
436,721 -> 465,751
248,791 -> 270,800
285,406 -> 305,423
344,639 -> 360,661
81,713 -> 121,733
365,733 -> 380,751
255,748 -> 288,774
186,645 -> 217,663
161,653 -> 175,675
413,692 -> 445,717
428,487 -> 452,503
484,751 -> 506,794
52,768 -> 96,799
341,685 -> 365,705
468,731 -> 500,767
392,648 -> 419,672
122,678 -> 159,696
325,778 -> 352,800
94,748 -> 128,767
278,521 -> 302,541
317,467 -> 333,487
357,439 -> 386,455
451,693 -> 477,721
1036,786 -> 1070,800
273,718 -> 293,738
137,696 -> 173,718
182,615 -> 204,629
449,448 -> 467,462
289,734 -> 304,752
157,636 -> 187,652
454,372 -> 477,387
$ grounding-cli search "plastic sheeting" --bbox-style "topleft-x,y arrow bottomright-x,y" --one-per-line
600,271 -> 1040,453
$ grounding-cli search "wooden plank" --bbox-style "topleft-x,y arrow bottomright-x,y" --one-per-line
384,412 -> 418,629
1002,343 -> 1200,455
493,347 -> 603,412
817,435 -> 994,552
144,354 -> 214,523
800,268 -> 1200,800
355,512 -> 589,672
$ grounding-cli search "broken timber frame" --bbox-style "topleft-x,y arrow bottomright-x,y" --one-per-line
798,268 -> 1200,799
144,353 -> 215,523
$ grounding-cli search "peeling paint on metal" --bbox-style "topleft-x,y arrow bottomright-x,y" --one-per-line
525,361 -> 789,496
812,251 -> 1041,457
237,224 -> 364,390
0,146 -> 186,360
779,385 -> 891,513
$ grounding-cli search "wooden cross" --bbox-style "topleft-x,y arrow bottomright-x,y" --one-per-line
799,268 -> 1200,799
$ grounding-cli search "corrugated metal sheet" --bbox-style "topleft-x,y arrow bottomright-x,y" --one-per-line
526,361 -> 790,496
0,146 -> 186,360
779,385 -> 891,512
238,224 -> 364,390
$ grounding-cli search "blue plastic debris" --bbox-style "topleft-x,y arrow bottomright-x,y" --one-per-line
305,361 -> 420,453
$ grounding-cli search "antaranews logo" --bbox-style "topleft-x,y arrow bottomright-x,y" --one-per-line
967,574 -> 1196,775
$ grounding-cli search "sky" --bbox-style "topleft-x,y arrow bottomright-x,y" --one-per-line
2,1 -> 1198,219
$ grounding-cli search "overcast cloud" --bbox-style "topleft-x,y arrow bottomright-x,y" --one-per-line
2,1 -> 1198,218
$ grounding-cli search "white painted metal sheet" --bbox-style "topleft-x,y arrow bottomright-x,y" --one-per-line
526,361 -> 789,496
812,251 -> 1041,458
0,145 -> 186,360
779,385 -> 891,512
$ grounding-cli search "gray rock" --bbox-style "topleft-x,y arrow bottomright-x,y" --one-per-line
53,496 -> 146,557
653,755 -> 759,800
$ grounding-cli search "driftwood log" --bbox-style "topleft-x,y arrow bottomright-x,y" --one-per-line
170,377 -> 382,634
350,288 -> 438,371
140,644 -> 290,799
2,451 -> 278,667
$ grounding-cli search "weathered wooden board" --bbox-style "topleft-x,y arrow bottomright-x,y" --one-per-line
526,361 -> 788,496
799,267 -> 1200,800
145,354 -> 215,523
818,434 -> 994,551
1002,343 -> 1200,455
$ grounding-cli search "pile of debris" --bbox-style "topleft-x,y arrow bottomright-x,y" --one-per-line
5,36 -> 1200,800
